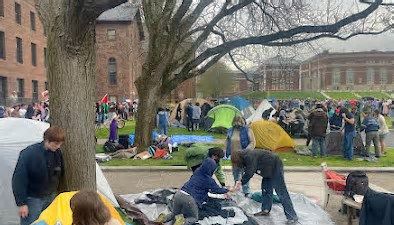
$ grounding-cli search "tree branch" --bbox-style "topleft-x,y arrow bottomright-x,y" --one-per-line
176,0 -> 383,80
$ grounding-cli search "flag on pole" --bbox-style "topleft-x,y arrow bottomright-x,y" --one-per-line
100,94 -> 109,103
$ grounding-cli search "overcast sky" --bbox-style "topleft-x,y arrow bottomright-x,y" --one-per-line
320,32 -> 394,52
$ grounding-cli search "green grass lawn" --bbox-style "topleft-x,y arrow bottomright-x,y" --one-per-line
95,121 -> 226,140
98,143 -> 394,167
267,91 -> 326,100
243,91 -> 325,100
354,91 -> 390,99
324,91 -> 358,100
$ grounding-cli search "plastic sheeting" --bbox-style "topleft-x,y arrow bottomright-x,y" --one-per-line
120,189 -> 334,225
0,118 -> 119,225
250,120 -> 295,151
247,100 -> 276,123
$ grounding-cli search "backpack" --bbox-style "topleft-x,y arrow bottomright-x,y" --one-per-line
344,171 -> 369,198
103,141 -> 118,153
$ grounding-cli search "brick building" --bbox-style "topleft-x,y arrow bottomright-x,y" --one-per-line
256,56 -> 300,91
96,1 -> 196,103
95,2 -> 144,103
0,0 -> 47,105
300,50 -> 394,91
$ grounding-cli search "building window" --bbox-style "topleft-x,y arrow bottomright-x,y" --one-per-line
16,37 -> 23,63
367,68 -> 374,85
108,58 -> 117,85
17,78 -> 24,98
44,81 -> 48,90
0,0 -> 4,17
32,80 -> 38,101
332,68 -> 341,86
380,68 -> 388,84
346,69 -> 354,85
31,43 -> 37,66
0,31 -> 5,59
107,29 -> 116,40
0,76 -> 7,104
15,2 -> 21,25
30,12 -> 36,31
44,47 -> 47,67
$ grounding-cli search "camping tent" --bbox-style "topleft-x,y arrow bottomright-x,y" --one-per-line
250,120 -> 295,151
247,100 -> 276,123
0,118 -> 119,225
228,96 -> 255,119
207,104 -> 242,129
170,98 -> 210,124
33,191 -> 125,225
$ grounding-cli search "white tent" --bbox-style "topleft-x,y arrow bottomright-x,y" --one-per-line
0,118 -> 118,225
246,100 -> 276,123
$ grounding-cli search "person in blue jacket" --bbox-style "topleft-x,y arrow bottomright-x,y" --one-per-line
12,126 -> 65,225
159,153 -> 235,225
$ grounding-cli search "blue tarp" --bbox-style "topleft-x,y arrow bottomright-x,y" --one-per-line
170,135 -> 215,143
128,132 -> 215,145
228,96 -> 251,111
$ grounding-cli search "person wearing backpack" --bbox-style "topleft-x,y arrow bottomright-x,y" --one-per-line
308,104 -> 328,157
361,111 -> 380,158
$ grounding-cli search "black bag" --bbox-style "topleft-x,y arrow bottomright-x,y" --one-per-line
119,135 -> 129,148
344,171 -> 369,198
103,141 -> 117,153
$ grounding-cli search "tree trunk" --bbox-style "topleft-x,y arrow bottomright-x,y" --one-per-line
134,73 -> 163,152
37,1 -> 96,190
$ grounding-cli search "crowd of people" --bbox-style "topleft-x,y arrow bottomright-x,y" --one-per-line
95,100 -> 138,126
272,98 -> 392,161
0,102 -> 50,122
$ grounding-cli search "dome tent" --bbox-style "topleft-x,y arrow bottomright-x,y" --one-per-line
206,104 -> 242,129
0,118 -> 120,225
250,120 -> 295,151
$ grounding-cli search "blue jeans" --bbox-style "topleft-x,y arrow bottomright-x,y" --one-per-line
343,131 -> 355,160
261,164 -> 298,221
232,167 -> 250,195
158,124 -> 168,136
311,137 -> 326,156
21,194 -> 55,225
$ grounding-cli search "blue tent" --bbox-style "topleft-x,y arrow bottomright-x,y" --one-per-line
228,96 -> 251,111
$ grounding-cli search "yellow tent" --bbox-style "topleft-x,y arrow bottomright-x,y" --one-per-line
250,120 -> 295,151
33,192 -> 125,225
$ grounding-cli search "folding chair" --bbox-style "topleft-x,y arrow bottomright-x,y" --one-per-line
321,162 -> 346,208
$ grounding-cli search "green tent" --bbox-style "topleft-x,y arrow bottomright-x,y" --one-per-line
207,104 -> 242,129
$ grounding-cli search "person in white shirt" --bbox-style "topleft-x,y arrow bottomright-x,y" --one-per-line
375,109 -> 390,155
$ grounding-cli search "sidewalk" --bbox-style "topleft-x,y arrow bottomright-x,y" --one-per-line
101,165 -> 394,172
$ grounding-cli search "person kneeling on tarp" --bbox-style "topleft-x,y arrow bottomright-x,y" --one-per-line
235,149 -> 298,224
157,155 -> 236,225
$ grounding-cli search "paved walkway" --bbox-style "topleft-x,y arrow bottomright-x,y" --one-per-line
103,170 -> 394,225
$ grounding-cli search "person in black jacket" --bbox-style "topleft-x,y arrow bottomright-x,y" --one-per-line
12,126 -> 65,225
235,149 -> 298,224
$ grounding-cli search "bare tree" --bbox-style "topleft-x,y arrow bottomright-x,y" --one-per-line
134,0 -> 393,150
35,0 -> 127,190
